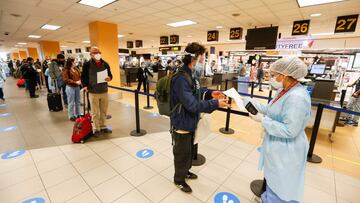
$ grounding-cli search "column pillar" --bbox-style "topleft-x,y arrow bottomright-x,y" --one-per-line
89,21 -> 120,87
19,50 -> 27,60
39,41 -> 60,59
11,53 -> 19,60
27,47 -> 39,60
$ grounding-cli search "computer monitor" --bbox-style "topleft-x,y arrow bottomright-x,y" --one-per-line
310,64 -> 326,75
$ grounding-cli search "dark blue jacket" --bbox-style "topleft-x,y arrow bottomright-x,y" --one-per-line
170,65 -> 219,132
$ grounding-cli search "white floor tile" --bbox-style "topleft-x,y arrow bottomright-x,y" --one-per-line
0,176 -> 44,203
206,186 -> 251,203
213,152 -> 243,170
118,140 -> 146,155
93,175 -> 134,203
47,176 -> 89,203
138,175 -> 176,203
59,144 -> 86,154
244,149 -> 260,165
65,190 -> 101,203
223,171 -> 256,200
109,154 -> 140,174
161,189 -> 202,203
305,171 -> 336,196
199,162 -> 232,184
148,139 -> 172,153
306,163 -> 334,179
73,154 -> 106,174
30,146 -> 63,162
64,146 -> 95,162
187,175 -> 220,202
20,190 -> 50,203
335,178 -> 360,203
113,189 -> 151,203
144,153 -> 173,172
86,140 -> 116,153
160,165 -> 174,182
40,164 -> 78,188
304,185 -> 336,203
0,164 -> 38,190
81,164 -> 117,187
224,144 -> 252,159
122,163 -> 156,187
234,161 -> 263,180
205,137 -> 233,151
0,153 -> 34,174
96,146 -> 127,162
110,136 -> 135,146
200,145 -> 222,160
232,140 -> 256,151
36,153 -> 70,174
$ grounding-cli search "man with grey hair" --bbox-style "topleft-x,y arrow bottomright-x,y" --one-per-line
81,47 -> 113,136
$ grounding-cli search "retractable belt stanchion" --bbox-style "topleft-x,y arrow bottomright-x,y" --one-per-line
143,80 -> 154,110
130,90 -> 147,137
250,178 -> 267,198
268,90 -> 273,104
307,103 -> 324,163
192,143 -> 206,166
251,82 -> 255,98
219,98 -> 235,134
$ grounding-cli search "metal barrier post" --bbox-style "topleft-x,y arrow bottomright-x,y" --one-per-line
250,178 -> 267,198
251,82 -> 255,98
192,143 -> 206,166
143,81 -> 154,110
340,89 -> 347,107
268,90 -> 273,103
130,90 -> 147,137
224,79 -> 228,91
219,98 -> 235,134
307,103 -> 323,163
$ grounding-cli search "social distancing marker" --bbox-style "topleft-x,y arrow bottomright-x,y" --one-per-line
147,113 -> 160,117
1,149 -> 26,159
136,149 -> 154,159
327,155 -> 360,166
0,104 -> 6,108
22,197 -> 45,203
0,113 -> 11,118
0,126 -> 16,132
214,192 -> 240,203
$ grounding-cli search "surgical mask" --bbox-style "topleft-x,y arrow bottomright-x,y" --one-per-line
270,77 -> 283,90
195,62 -> 204,73
94,54 -> 101,61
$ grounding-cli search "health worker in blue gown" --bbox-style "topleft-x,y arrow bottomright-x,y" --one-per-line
244,57 -> 311,203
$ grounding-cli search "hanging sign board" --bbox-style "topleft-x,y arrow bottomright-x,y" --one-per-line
207,30 -> 219,42
170,35 -> 179,44
292,20 -> 310,35
229,27 -> 243,40
135,40 -> 143,48
160,36 -> 169,45
334,14 -> 358,33
127,41 -> 134,49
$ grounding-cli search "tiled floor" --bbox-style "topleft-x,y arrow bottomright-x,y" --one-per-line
1,79 -> 360,202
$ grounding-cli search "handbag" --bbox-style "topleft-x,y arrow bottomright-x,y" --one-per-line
194,113 -> 212,144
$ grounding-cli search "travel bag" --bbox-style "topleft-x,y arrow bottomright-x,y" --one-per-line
17,78 -> 25,87
47,80 -> 63,112
72,90 -> 93,143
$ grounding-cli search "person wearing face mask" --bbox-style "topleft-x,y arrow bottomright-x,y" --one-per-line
137,60 -> 153,92
171,42 -> 229,193
81,47 -> 113,137
49,54 -> 68,106
23,57 -> 39,98
193,55 -> 205,81
243,57 -> 311,203
63,57 -> 81,121
42,56 -> 51,93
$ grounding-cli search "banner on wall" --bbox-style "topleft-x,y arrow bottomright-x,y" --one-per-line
276,39 -> 314,50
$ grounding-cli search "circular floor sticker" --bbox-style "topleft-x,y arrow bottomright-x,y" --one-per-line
214,192 -> 240,203
147,113 -> 160,117
0,104 -> 6,108
136,149 -> 154,159
0,113 -> 11,118
22,197 -> 45,203
1,149 -> 26,160
0,126 -> 17,132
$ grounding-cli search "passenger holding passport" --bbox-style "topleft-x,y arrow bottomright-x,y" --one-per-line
170,42 -> 229,193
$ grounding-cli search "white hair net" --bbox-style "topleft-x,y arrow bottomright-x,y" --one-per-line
270,57 -> 308,80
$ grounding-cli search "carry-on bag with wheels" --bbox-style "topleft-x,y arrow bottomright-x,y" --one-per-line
72,90 -> 93,143
47,79 -> 63,112
17,78 -> 25,87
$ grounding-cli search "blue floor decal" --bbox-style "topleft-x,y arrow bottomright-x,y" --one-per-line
136,149 -> 154,159
214,192 -> 240,203
22,197 -> 45,203
0,104 -> 6,108
1,149 -> 26,159
147,113 -> 160,117
0,126 -> 16,132
0,113 -> 12,118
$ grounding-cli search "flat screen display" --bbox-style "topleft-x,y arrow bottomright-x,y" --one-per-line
245,26 -> 278,50
310,64 -> 326,75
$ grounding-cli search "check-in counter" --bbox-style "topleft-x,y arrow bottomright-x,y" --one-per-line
219,72 -> 239,90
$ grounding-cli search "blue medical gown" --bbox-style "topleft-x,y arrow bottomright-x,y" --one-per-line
244,84 -> 311,202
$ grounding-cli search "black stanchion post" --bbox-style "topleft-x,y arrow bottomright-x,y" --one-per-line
219,98 -> 235,134
130,90 -> 147,137
224,79 -> 228,91
192,143 -> 206,166
307,104 -> 323,163
143,80 -> 154,110
268,90 -> 273,104
340,89 -> 347,107
250,178 -> 267,197
251,82 -> 255,98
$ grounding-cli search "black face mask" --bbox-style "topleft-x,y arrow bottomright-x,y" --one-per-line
58,60 -> 65,66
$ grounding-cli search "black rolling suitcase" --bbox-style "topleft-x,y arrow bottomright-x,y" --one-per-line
47,80 -> 63,112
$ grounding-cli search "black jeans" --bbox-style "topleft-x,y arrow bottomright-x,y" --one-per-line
0,88 -> 3,99
173,131 -> 194,183
137,79 -> 147,92
28,80 -> 36,97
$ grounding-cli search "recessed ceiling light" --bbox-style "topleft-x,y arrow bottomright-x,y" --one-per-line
17,42 -> 27,45
297,0 -> 345,8
311,32 -> 334,36
187,35 -> 192,38
118,34 -> 125,38
28,35 -> 41,39
78,0 -> 118,8
41,24 -> 61,30
60,45 -> 68,48
82,40 -> 90,43
310,13 -> 322,17
167,20 -> 197,27
216,26 -> 223,29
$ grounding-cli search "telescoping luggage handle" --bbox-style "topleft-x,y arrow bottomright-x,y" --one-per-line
82,89 -> 90,114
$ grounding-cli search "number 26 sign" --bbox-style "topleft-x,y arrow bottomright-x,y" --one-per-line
292,20 -> 310,35
335,14 -> 358,33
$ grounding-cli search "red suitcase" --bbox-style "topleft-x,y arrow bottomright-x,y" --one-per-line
72,91 -> 93,143
17,78 -> 25,87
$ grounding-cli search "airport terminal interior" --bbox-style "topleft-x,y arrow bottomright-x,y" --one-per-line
1,0 -> 360,202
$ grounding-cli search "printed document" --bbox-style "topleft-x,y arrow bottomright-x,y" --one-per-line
97,70 -> 107,84
223,88 -> 245,110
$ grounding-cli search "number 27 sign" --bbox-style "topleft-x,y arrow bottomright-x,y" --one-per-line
335,14 -> 358,33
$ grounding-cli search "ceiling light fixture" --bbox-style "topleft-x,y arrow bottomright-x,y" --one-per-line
28,35 -> 41,39
310,13 -> 322,17
17,42 -> 27,45
167,20 -> 197,28
216,26 -> 223,29
187,35 -> 192,38
82,40 -> 90,43
311,32 -> 334,36
118,34 -> 125,38
41,24 -> 61,30
297,0 -> 345,8
60,45 -> 68,48
78,0 -> 118,8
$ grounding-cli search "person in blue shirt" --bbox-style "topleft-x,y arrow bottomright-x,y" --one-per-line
171,42 -> 229,193
244,57 -> 311,203
345,77 -> 360,126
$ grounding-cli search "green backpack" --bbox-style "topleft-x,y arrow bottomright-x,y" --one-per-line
155,70 -> 192,116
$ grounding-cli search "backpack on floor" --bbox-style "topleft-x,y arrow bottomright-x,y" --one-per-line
154,70 -> 192,116
72,91 -> 93,143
